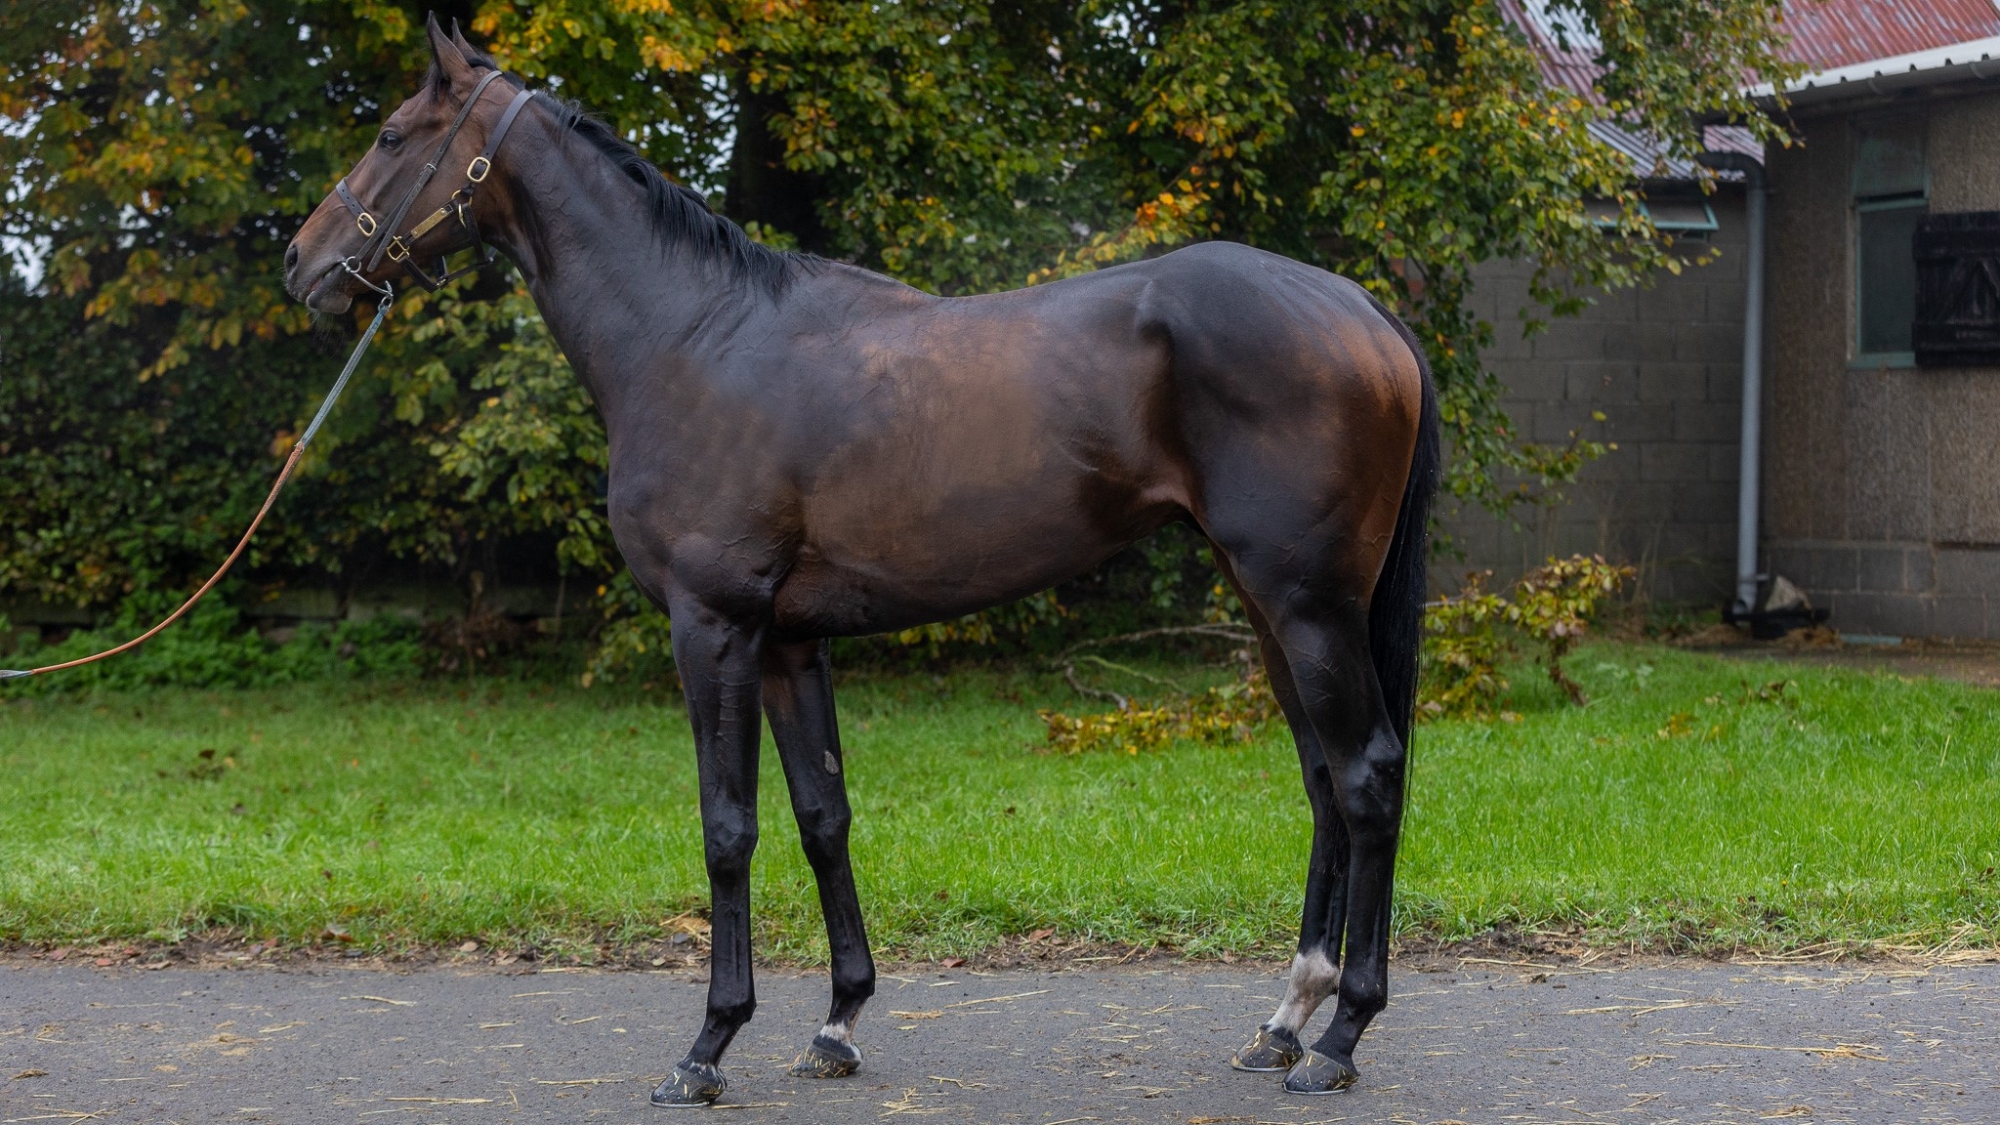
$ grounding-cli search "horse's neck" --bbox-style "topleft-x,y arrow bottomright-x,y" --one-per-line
492,124 -> 742,415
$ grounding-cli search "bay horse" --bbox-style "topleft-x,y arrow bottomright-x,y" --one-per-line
285,17 -> 1438,1106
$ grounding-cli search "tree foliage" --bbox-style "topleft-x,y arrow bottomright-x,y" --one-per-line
1,0 -> 1796,643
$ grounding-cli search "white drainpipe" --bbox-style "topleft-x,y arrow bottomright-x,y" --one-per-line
1698,151 -> 1767,614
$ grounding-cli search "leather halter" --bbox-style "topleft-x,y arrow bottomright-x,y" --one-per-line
335,69 -> 535,291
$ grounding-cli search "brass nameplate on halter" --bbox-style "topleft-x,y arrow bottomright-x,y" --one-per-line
407,204 -> 455,242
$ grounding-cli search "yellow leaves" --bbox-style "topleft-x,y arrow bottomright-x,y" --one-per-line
1027,178 -> 1211,286
1041,673 -> 1279,755
137,339 -> 189,383
637,35 -> 707,73
740,0 -> 807,20
206,315 -> 243,350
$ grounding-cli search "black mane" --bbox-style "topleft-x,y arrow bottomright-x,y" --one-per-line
428,53 -> 807,295
536,94 -> 806,294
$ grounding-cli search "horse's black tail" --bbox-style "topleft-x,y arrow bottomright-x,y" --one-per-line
1364,299 -> 1440,753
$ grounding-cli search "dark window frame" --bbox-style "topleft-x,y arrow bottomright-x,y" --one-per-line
1850,115 -> 1929,369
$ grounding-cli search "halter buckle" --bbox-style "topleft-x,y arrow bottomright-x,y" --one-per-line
466,155 -> 492,183
385,237 -> 410,263
355,212 -> 377,237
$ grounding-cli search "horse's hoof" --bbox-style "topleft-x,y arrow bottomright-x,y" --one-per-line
650,1062 -> 726,1107
1282,1048 -> 1359,1095
1230,1024 -> 1304,1072
788,1033 -> 862,1078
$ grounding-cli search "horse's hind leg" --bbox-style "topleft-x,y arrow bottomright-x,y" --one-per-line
1222,572 -> 1347,1074
763,639 -> 876,1079
1213,543 -> 1405,1095
1270,603 -> 1404,1095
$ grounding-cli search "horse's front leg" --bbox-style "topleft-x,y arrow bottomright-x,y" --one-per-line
652,605 -> 766,1109
763,639 -> 875,1079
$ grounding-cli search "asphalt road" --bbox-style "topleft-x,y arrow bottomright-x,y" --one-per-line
5,956 -> 1996,1124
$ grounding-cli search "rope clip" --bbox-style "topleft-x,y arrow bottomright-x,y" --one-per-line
339,257 -> 396,302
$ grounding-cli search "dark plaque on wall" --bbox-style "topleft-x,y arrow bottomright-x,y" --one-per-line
1914,210 -> 2000,366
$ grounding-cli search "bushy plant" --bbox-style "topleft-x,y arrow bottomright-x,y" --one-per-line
1420,571 -> 1513,720
1505,553 -> 1638,705
1419,554 -> 1636,720
3,595 -> 422,695
1041,669 -> 1279,755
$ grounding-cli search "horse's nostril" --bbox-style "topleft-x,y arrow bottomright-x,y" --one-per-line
284,243 -> 300,275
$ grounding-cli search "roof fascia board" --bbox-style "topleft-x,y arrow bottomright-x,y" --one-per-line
1751,35 -> 2000,108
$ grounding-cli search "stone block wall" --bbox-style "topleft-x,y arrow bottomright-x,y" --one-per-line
1761,87 -> 2000,639
1438,187 -> 1748,606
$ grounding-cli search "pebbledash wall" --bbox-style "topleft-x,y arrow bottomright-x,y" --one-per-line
1762,86 -> 2000,640
1438,187 -> 1750,608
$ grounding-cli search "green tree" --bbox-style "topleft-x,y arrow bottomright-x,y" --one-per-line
1,0 -> 1798,643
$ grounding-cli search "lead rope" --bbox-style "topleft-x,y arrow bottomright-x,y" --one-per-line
2,266 -> 394,681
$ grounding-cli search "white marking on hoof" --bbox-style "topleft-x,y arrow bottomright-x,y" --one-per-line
816,1019 -> 853,1046
1268,949 -> 1340,1034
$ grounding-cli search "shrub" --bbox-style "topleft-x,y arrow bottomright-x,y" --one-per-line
3,595 -> 423,695
1036,625 -> 1279,753
1041,671 -> 1279,755
1420,571 -> 1513,720
1419,554 -> 1636,721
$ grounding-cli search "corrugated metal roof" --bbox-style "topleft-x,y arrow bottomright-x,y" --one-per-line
1500,0 -> 1758,179
1509,0 -> 2000,100
1753,34 -> 2000,106
1500,0 -> 1602,106
1501,0 -> 2000,177
1777,0 -> 2000,72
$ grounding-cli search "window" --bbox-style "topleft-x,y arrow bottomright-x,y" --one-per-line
1853,117 -> 1928,364
1581,194 -> 1719,241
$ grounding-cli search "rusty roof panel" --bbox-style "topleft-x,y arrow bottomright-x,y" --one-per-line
1509,0 -> 2000,93
1500,0 -> 2000,177
1779,0 -> 2000,71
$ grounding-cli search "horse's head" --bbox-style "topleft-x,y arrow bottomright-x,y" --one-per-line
285,15 -> 524,313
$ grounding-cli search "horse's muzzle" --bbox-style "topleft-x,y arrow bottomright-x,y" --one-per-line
290,256 -> 357,315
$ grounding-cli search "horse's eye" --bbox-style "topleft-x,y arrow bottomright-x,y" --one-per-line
378,130 -> 403,151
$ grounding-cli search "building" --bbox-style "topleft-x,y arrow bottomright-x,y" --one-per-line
1453,0 -> 2000,639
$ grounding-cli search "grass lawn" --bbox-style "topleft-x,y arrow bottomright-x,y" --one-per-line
1,643 -> 1995,958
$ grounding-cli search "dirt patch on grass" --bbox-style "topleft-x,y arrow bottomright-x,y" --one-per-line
1676,627 -> 2000,688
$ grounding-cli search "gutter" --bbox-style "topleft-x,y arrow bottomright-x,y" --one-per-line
1697,151 -> 1765,615
1750,34 -> 2000,111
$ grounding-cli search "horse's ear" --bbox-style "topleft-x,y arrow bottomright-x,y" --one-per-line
449,19 -> 481,61
425,12 -> 475,90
